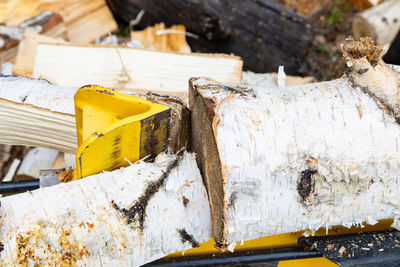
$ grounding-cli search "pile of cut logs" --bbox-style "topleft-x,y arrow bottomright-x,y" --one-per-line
0,0 -> 399,266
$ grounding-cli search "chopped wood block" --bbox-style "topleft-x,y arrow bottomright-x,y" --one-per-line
0,76 -> 77,153
0,0 -> 117,43
189,53 -> 400,245
0,12 -> 65,63
131,23 -> 191,53
0,76 -> 191,154
0,152 -> 211,266
32,43 -> 243,97
13,33 -> 65,77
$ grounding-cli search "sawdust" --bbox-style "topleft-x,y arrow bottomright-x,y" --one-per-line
341,36 -> 383,64
15,225 -> 89,266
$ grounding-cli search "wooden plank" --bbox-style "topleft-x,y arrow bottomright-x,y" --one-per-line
189,38 -> 400,246
13,33 -> 65,76
0,152 -> 211,266
0,0 -> 117,43
32,43 -> 243,97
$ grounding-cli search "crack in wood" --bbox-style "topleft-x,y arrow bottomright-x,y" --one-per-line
111,157 -> 180,232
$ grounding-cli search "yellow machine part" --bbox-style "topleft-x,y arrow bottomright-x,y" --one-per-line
166,219 -> 394,266
74,85 -> 170,179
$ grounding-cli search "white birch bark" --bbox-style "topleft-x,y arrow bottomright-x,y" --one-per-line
190,39 -> 400,246
0,152 -> 211,266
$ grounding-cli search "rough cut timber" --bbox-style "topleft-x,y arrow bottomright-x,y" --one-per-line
0,0 -> 117,43
13,33 -> 66,77
0,12 -> 66,63
107,0 -> 313,74
131,23 -> 191,53
189,38 -> 400,246
0,76 -> 191,154
32,43 -> 242,97
0,76 -> 77,153
0,152 -> 211,266
353,0 -> 400,51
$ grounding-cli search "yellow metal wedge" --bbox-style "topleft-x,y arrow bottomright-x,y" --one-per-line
74,85 -> 170,179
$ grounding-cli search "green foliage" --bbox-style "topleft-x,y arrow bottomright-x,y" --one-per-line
325,0 -> 351,27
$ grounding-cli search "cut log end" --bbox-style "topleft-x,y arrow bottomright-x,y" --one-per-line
189,77 -> 225,244
342,37 -> 400,123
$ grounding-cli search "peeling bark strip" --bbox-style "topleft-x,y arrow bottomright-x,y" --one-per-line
190,55 -> 400,245
177,229 -> 200,248
0,152 -> 211,266
112,157 -> 180,231
343,37 -> 400,124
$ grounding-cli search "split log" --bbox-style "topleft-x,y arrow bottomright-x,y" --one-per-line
0,76 -> 191,154
32,43 -> 242,97
353,0 -> 400,51
131,23 -> 191,53
0,0 -> 117,43
0,76 -> 77,153
107,0 -> 314,74
13,33 -> 66,77
0,12 -> 66,63
0,152 -> 211,266
189,37 -> 400,246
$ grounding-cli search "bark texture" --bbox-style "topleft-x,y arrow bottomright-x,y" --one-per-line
0,152 -> 211,266
190,47 -> 400,245
107,0 -> 314,74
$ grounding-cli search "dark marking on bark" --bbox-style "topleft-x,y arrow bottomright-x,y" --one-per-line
227,192 -> 237,209
177,229 -> 200,248
111,157 -> 180,232
357,68 -> 369,75
182,196 -> 189,207
20,95 -> 27,103
348,77 -> 400,124
203,97 -> 216,122
0,243 -> 3,252
298,169 -> 317,202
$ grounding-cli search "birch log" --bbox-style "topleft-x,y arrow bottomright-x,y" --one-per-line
0,76 -> 190,153
353,0 -> 400,51
189,37 -> 400,247
0,152 -> 211,266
